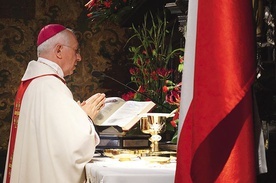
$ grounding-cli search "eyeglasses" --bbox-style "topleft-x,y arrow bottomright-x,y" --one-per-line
62,45 -> 81,55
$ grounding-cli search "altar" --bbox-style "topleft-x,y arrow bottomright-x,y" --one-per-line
87,112 -> 177,183
85,155 -> 176,183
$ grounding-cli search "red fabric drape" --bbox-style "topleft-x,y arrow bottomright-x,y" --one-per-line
175,0 -> 256,182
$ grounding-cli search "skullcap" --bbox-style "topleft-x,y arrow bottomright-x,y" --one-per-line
37,24 -> 66,46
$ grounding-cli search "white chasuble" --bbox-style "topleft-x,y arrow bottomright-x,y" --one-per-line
4,60 -> 99,183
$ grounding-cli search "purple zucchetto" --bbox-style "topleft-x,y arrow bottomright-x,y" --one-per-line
37,24 -> 66,46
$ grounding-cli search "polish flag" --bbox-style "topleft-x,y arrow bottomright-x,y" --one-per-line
175,0 -> 257,182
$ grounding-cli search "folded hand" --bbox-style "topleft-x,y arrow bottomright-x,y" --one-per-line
79,93 -> 106,120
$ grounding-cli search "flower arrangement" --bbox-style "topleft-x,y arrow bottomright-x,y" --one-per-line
85,0 -> 139,26
122,11 -> 184,140
85,0 -> 184,141
162,55 -> 183,143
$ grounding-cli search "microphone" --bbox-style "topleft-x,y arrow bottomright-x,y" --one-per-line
92,71 -> 138,94
91,70 -> 104,78
91,70 -> 172,112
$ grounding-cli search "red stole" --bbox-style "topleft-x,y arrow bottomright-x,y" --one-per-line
5,74 -> 65,183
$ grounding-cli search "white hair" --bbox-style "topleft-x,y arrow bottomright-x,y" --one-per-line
37,28 -> 74,57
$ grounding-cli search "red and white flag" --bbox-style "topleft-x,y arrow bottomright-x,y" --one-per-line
175,0 -> 257,182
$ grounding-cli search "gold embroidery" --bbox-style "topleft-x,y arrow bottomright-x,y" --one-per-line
13,101 -> 21,128
15,102 -> 21,109
8,153 -> 13,177
13,119 -> 18,128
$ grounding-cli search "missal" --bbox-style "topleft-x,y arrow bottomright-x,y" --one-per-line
92,97 -> 156,131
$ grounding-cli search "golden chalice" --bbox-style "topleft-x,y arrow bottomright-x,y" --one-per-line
140,113 -> 173,152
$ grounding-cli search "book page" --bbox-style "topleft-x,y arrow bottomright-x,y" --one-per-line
93,97 -> 125,125
100,101 -> 155,129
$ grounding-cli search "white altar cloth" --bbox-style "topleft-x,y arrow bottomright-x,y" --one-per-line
85,156 -> 176,183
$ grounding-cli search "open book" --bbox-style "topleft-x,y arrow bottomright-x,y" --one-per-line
93,97 -> 156,131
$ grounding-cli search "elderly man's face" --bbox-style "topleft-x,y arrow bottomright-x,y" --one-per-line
60,31 -> 81,76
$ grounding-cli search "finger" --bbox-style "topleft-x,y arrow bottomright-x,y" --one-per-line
98,101 -> 105,110
96,98 -> 106,110
86,93 -> 103,103
80,101 -> 86,106
86,94 -> 105,111
94,94 -> 106,106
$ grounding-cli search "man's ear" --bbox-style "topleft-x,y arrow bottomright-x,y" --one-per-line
55,44 -> 63,59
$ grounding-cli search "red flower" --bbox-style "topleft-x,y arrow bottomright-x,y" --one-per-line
179,55 -> 184,63
85,0 -> 96,9
121,91 -> 135,101
150,71 -> 158,81
163,80 -> 180,94
135,58 -> 142,66
170,120 -> 177,128
129,67 -> 139,75
162,86 -> 169,93
145,58 -> 150,65
137,86 -> 146,93
165,86 -> 181,106
103,1 -> 111,8
156,68 -> 173,78
87,13 -> 93,18
173,109 -> 179,119
170,109 -> 179,127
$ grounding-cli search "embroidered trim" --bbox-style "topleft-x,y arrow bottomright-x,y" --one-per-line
5,74 -> 64,183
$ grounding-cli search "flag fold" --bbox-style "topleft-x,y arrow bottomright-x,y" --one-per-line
175,1 -> 257,182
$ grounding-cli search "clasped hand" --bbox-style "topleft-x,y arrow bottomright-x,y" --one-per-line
78,93 -> 106,121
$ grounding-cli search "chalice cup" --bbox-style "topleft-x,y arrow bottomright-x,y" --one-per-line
140,113 -> 168,152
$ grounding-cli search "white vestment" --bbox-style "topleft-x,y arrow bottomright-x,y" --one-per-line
4,59 -> 100,183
